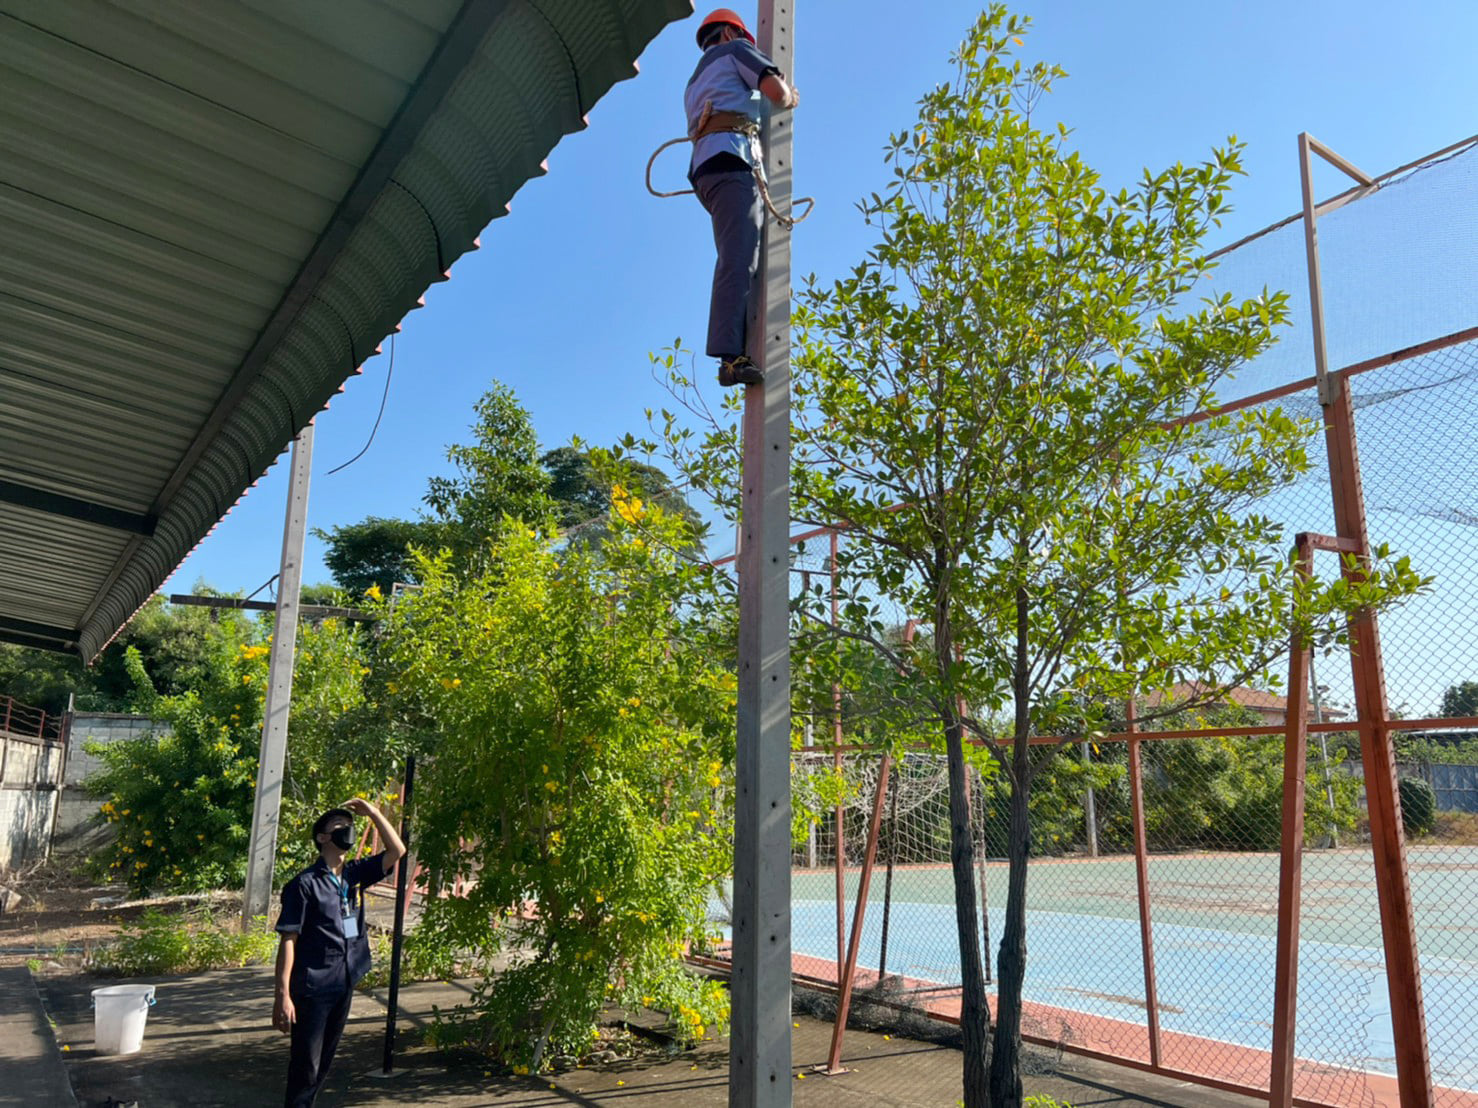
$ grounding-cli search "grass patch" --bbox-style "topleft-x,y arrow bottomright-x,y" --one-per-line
1434,810 -> 1478,845
91,907 -> 277,976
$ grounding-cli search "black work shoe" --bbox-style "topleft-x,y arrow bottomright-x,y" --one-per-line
717,355 -> 764,388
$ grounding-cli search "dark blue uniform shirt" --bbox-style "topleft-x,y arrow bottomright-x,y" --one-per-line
274,852 -> 388,998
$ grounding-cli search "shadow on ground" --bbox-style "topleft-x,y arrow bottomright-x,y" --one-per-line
33,967 -> 1265,1107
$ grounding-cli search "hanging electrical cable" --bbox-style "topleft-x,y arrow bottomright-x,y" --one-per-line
328,333 -> 396,476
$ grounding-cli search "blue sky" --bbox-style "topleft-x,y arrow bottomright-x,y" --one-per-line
167,0 -> 1478,609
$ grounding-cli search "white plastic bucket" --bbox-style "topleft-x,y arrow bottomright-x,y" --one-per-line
91,984 -> 156,1055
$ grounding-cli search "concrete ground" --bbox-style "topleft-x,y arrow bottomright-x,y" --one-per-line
27,967 -> 1267,1107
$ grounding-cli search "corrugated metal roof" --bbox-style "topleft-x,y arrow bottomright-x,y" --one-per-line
0,0 -> 689,658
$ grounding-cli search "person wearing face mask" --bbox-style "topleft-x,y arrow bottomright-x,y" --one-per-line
272,797 -> 405,1107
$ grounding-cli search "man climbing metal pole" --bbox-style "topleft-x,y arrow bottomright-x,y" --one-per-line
729,1 -> 796,1103
685,7 -> 799,388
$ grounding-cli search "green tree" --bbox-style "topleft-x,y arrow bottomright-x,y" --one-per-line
542,445 -> 701,542
1439,680 -> 1478,719
424,383 -> 555,552
313,517 -> 448,596
88,615 -> 388,894
1,591 -> 239,716
316,390 -> 698,594
0,644 -> 83,718
374,492 -> 733,1069
653,10 -> 1425,1103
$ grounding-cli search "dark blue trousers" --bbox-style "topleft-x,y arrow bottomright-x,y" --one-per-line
696,169 -> 763,358
285,986 -> 353,1107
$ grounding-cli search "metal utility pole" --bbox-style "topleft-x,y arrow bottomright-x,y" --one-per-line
242,423 -> 314,926
730,0 -> 795,1102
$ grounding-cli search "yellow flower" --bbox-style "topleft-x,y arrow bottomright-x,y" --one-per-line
242,674 -> 253,684
594,892 -> 604,904
627,696 -> 641,708
364,584 -> 383,601
544,781 -> 558,792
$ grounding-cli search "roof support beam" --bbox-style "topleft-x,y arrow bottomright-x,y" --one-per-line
0,479 -> 157,535
0,615 -> 78,648
168,594 -> 373,622
0,629 -> 76,652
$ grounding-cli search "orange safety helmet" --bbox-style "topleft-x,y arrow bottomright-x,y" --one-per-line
696,8 -> 754,47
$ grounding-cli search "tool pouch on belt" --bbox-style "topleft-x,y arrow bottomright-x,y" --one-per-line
689,104 -> 760,142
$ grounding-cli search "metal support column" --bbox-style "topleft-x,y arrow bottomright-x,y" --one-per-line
730,1 -> 795,1103
1127,699 -> 1162,1066
242,423 -> 315,925
1270,535 -> 1316,1107
1298,132 -> 1432,1106
830,530 -> 846,980
821,752 -> 891,1076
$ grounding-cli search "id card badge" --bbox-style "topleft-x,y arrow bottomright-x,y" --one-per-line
343,914 -> 360,940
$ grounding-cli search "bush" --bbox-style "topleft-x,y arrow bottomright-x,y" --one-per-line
87,614 -> 390,895
93,907 -> 277,976
377,497 -> 734,1067
1399,776 -> 1437,837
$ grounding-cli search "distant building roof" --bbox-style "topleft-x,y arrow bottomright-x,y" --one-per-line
1148,683 -> 1347,720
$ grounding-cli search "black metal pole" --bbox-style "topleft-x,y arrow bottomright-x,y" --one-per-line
382,754 -> 415,1075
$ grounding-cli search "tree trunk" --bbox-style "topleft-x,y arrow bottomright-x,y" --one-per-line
989,580 -> 1034,1107
988,770 -> 1031,1105
944,713 -> 992,1107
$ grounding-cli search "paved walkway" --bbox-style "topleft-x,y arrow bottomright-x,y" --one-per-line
27,967 -> 1266,1107
0,966 -> 76,1106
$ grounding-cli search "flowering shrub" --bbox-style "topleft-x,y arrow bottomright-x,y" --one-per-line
88,612 -> 386,894
375,488 -> 733,1067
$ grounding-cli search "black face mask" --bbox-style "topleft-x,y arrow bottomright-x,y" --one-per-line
328,825 -> 355,851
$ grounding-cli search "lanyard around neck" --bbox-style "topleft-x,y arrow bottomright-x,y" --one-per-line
326,870 -> 352,912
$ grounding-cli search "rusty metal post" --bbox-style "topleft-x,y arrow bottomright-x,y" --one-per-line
1127,699 -> 1162,1066
1270,536 -> 1315,1107
1299,132 -> 1432,1106
830,529 -> 846,981
878,769 -> 898,979
820,751 -> 892,1076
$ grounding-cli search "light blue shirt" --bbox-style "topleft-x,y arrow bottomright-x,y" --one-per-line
685,39 -> 782,178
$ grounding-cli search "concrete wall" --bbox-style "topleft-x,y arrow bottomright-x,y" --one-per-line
52,713 -> 160,858
0,733 -> 64,873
